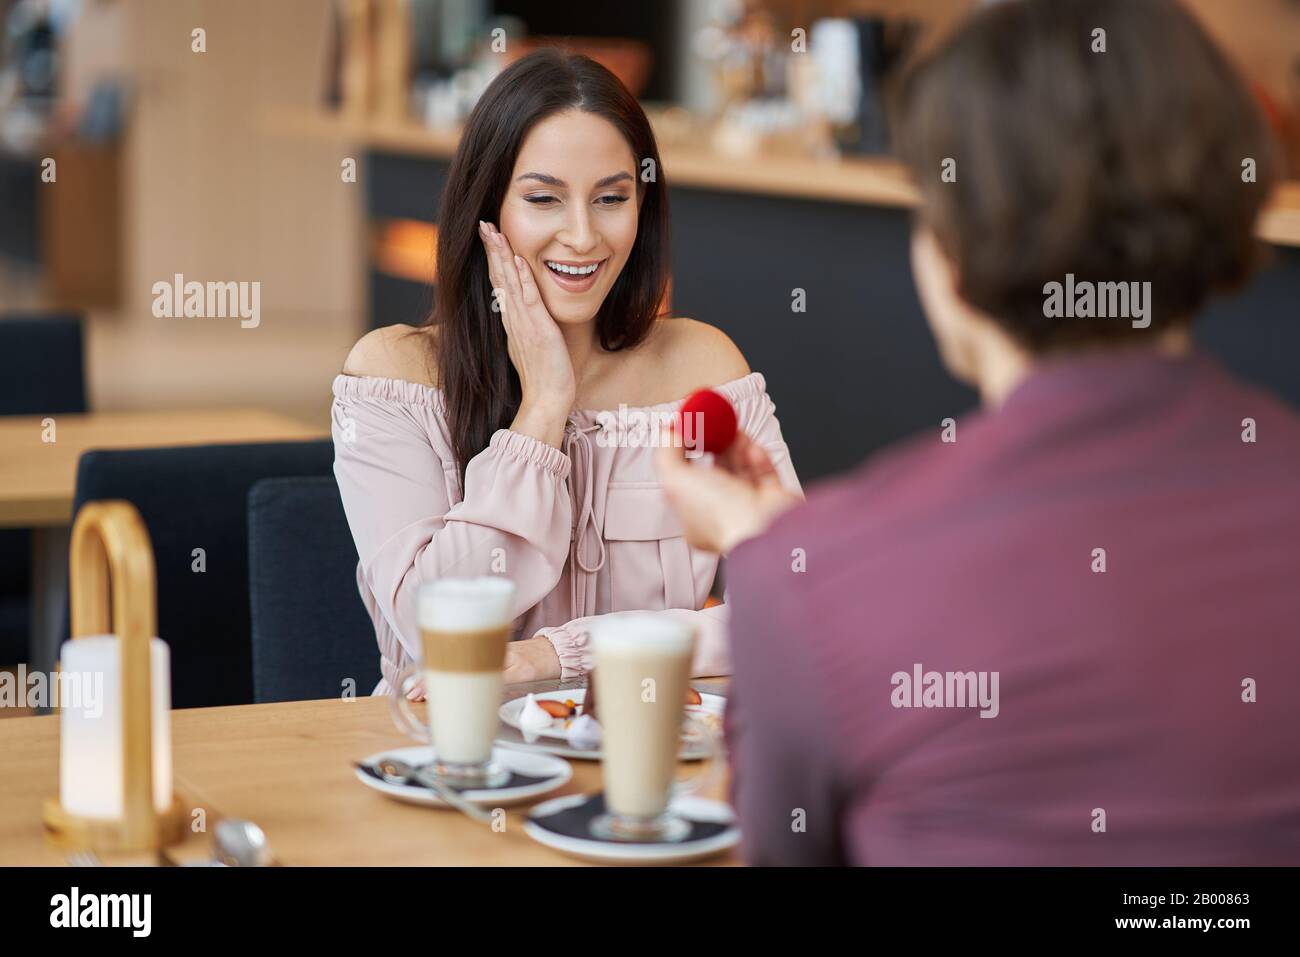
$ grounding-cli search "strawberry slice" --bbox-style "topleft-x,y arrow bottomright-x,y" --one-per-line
537,699 -> 575,718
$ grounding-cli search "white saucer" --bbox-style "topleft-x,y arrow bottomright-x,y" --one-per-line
524,793 -> 740,864
355,745 -> 571,808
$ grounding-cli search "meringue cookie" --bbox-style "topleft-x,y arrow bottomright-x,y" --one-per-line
566,713 -> 603,750
519,694 -> 554,736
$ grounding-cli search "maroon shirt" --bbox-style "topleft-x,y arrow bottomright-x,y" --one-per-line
726,350 -> 1300,865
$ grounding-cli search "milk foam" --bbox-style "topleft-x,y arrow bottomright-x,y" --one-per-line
418,577 -> 515,631
590,612 -> 694,656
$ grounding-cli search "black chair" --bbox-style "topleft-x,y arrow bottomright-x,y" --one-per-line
70,440 -> 335,707
248,477 -> 379,703
0,313 -> 87,665
0,313 -> 88,415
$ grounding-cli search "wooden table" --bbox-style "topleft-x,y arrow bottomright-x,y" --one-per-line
0,678 -> 737,866
0,408 -> 326,528
0,408 -> 326,675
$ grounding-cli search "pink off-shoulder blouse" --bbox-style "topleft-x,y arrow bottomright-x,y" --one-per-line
330,371 -> 802,694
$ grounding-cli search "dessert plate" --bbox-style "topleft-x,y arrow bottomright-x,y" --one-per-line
497,688 -> 725,761
354,745 -> 571,807
524,793 -> 740,864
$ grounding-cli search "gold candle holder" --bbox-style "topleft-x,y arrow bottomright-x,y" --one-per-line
43,501 -> 186,852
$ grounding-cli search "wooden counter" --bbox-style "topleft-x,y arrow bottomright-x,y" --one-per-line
266,110 -> 1300,248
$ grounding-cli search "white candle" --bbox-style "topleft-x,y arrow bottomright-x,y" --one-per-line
58,636 -> 173,818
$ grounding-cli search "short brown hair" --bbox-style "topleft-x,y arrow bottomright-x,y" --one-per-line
891,0 -> 1281,352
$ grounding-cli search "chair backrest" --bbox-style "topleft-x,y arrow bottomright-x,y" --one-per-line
0,312 -> 87,663
248,476 -> 379,703
70,440 -> 335,707
0,312 -> 87,415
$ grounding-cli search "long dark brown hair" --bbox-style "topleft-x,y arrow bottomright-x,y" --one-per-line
425,50 -> 670,484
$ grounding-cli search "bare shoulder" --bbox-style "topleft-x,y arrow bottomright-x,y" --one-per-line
341,324 -> 439,387
648,317 -> 751,395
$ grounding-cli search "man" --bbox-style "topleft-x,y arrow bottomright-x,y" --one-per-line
656,0 -> 1300,865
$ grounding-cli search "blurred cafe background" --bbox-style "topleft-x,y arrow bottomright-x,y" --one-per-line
2,0 -> 1299,709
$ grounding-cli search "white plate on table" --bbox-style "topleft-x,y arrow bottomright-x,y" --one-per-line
354,745 -> 571,808
524,793 -> 740,864
497,688 -> 726,761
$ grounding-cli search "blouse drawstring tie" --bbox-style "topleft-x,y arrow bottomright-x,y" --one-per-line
563,420 -> 607,615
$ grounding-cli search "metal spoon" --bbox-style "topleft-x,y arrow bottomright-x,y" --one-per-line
213,818 -> 274,866
364,757 -> 495,825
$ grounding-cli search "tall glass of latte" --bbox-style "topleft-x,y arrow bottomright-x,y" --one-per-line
590,613 -> 719,843
389,576 -> 515,788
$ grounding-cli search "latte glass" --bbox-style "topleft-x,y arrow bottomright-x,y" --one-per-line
389,577 -> 515,788
589,613 -> 721,843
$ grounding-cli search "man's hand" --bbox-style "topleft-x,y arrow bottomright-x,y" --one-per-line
654,422 -> 802,554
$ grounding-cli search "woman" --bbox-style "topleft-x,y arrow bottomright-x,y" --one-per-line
332,50 -> 802,694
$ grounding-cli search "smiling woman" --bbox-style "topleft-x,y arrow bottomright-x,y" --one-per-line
431,51 -> 670,465
331,51 -> 803,694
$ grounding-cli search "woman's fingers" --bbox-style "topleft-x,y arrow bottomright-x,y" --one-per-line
478,221 -> 498,281
488,225 -> 526,303
514,254 -> 542,307
486,224 -> 550,341
479,222 -> 517,339
480,221 -> 514,298
481,224 -> 562,365
478,223 -> 505,302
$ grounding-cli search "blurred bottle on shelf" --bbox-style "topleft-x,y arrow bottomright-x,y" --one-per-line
692,1 -> 919,161
332,0 -> 417,122
0,0 -> 60,153
330,0 -> 507,130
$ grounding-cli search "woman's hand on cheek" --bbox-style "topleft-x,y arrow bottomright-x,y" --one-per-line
478,221 -> 576,432
503,635 -> 563,683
